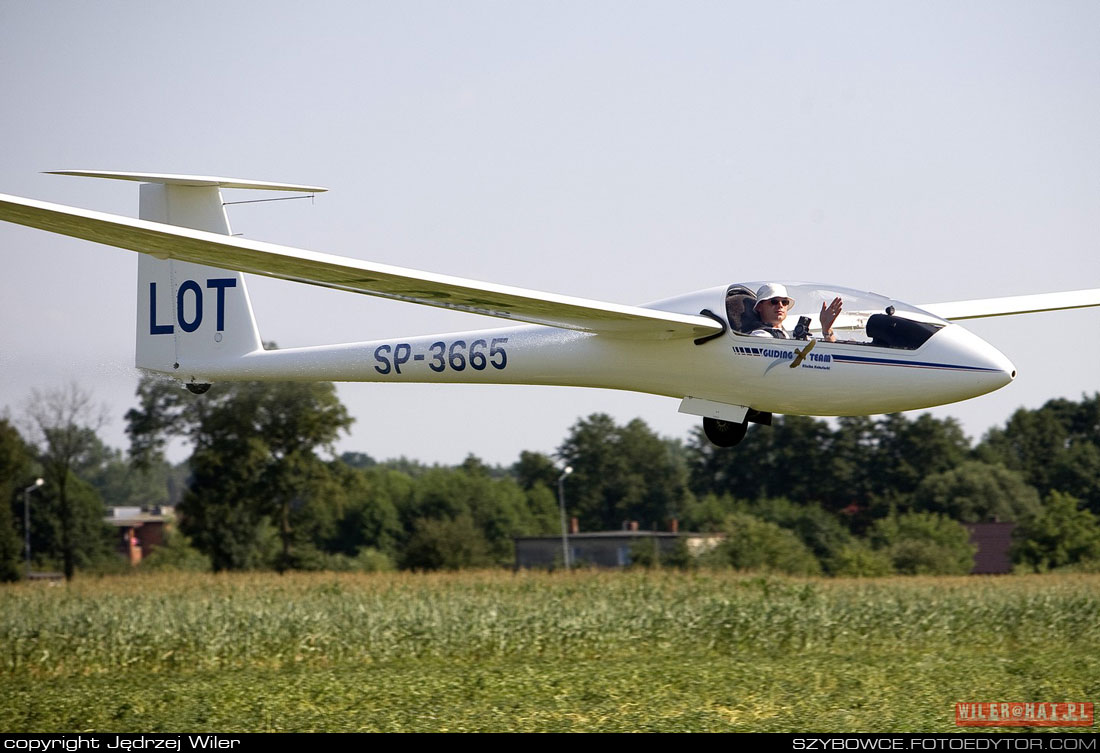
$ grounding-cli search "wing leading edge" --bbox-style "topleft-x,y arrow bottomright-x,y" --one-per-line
920,289 -> 1100,321
0,193 -> 722,340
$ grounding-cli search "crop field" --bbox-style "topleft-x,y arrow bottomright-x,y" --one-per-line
1,570 -> 1097,732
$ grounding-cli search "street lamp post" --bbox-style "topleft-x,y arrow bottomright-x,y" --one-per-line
557,466 -> 573,569
23,478 -> 44,579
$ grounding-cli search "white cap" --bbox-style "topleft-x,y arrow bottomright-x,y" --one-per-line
754,283 -> 794,308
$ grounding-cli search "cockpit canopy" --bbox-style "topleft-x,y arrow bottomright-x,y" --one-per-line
727,282 -> 947,350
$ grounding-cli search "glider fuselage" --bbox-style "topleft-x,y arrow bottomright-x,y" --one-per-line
165,282 -> 1015,418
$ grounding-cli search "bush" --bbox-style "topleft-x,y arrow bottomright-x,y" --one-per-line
1012,491 -> 1100,571
139,531 -> 212,572
747,498 -> 857,574
401,515 -> 492,571
828,542 -> 894,577
869,512 -> 975,575
708,513 -> 821,576
628,537 -> 696,570
352,547 -> 396,572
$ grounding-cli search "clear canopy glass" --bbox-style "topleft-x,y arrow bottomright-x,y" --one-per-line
730,281 -> 947,347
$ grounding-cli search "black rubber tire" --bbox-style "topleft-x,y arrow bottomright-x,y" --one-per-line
703,417 -> 748,447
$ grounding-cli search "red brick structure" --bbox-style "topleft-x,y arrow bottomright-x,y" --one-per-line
104,507 -> 174,566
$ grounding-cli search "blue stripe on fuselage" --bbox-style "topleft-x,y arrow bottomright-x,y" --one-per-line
830,354 -> 1000,372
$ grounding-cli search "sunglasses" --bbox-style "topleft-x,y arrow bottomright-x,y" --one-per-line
764,298 -> 791,307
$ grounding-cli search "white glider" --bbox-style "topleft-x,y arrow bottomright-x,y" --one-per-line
1,171 -> 1097,446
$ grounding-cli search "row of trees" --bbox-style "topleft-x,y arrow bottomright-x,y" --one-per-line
3,377 -> 1099,579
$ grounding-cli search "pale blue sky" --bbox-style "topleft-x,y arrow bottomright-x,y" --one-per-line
1,1 -> 1097,464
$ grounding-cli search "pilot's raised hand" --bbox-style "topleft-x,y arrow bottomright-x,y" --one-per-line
820,297 -> 842,342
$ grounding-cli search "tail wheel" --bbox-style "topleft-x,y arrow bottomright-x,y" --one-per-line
703,417 -> 748,447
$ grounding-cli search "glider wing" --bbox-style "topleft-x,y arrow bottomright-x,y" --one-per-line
920,289 -> 1100,321
0,193 -> 722,340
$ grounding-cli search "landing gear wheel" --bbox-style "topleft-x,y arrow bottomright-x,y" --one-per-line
703,417 -> 748,447
185,383 -> 212,395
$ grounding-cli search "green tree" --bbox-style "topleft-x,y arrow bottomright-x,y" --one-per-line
687,415 -> 836,507
912,460 -> 1040,523
78,437 -> 175,509
869,512 -> 975,575
511,450 -> 560,491
827,541 -> 894,577
1011,491 -> 1100,571
24,384 -> 110,580
0,419 -> 35,581
401,514 -> 492,570
746,497 -> 856,573
679,492 -> 740,532
138,529 -> 211,572
339,451 -> 376,470
182,433 -> 276,570
558,414 -> 689,531
867,414 -> 970,515
405,461 -> 549,564
127,375 -> 354,571
978,395 -> 1100,513
826,416 -> 880,515
0,499 -> 22,581
708,512 -> 822,576
328,463 -> 407,560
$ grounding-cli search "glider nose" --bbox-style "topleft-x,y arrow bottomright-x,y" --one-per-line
934,324 -> 1016,398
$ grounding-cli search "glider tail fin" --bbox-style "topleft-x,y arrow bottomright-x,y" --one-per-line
45,171 -> 325,385
135,180 -> 263,382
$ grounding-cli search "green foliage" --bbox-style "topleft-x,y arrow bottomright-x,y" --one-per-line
827,541 -> 895,577
626,536 -> 662,568
139,531 -> 211,572
511,450 -> 560,491
742,498 -> 856,573
24,383 -> 110,580
289,546 -> 395,572
0,418 -> 33,581
978,394 -> 1100,515
687,415 -> 836,506
1011,491 -> 1100,571
912,460 -> 1040,523
558,414 -> 690,531
129,377 -> 354,571
24,474 -> 114,574
327,464 -> 406,559
402,461 -> 556,564
628,536 -> 696,569
869,512 -> 975,575
71,433 -> 171,508
7,379 -> 1100,578
871,414 -> 970,500
0,506 -> 21,581
686,412 -> 970,526
708,513 -> 822,575
351,547 -> 396,572
679,492 -> 739,532
339,451 -> 376,470
401,514 -> 492,570
181,435 -> 276,571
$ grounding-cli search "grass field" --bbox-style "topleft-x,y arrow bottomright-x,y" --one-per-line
1,570 -> 1097,732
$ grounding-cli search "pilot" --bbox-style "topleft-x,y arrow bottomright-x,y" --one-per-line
750,283 -> 841,343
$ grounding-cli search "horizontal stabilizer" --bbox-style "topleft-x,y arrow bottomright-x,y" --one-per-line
44,170 -> 327,193
0,192 -> 722,340
920,289 -> 1100,321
